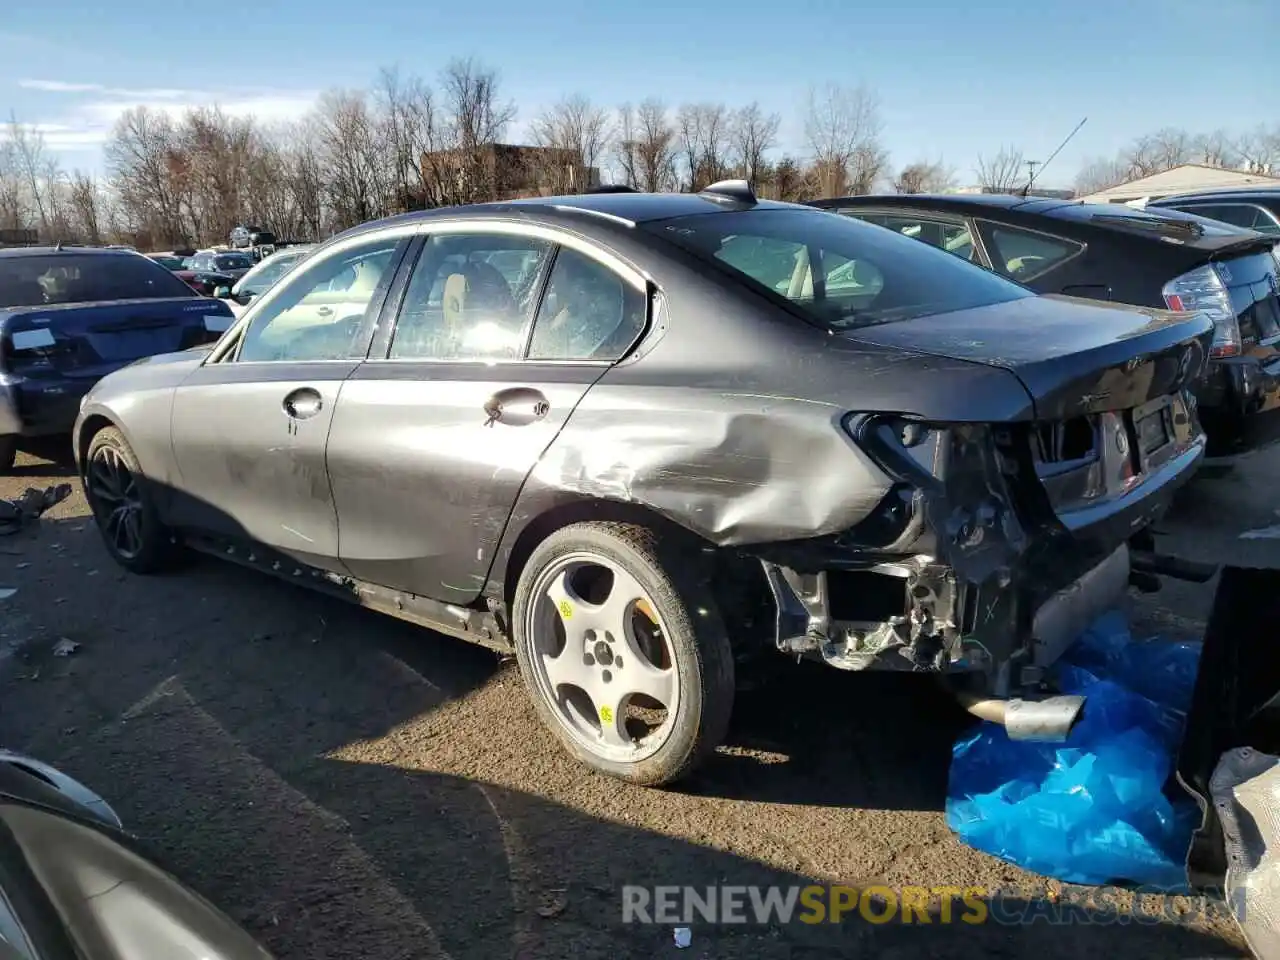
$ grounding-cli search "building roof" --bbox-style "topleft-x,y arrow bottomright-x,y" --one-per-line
1079,163 -> 1280,204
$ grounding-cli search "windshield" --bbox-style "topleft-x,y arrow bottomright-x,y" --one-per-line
0,253 -> 196,307
148,255 -> 185,270
236,252 -> 303,295
214,254 -> 252,271
646,208 -> 1031,330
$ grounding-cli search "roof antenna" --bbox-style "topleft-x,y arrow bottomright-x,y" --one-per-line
1021,117 -> 1087,197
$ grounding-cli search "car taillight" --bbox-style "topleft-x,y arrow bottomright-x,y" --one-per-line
1162,263 -> 1241,358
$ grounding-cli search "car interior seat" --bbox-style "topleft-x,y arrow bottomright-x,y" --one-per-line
442,259 -> 522,356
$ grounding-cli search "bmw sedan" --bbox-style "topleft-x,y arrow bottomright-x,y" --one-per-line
73,183 -> 1212,785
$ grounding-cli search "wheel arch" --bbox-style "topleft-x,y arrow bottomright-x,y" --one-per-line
495,496 -> 775,656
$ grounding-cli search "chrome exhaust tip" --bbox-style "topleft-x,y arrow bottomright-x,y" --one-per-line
955,692 -> 1086,742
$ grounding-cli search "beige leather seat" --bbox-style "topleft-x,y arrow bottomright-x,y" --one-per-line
441,260 -> 524,357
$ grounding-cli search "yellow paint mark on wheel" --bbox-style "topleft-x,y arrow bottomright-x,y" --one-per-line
599,705 -> 613,725
558,599 -> 573,619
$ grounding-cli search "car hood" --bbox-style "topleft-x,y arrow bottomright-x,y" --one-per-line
840,294 -> 1215,420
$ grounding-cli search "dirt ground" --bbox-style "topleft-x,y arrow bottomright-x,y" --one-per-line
2,444 -> 1275,959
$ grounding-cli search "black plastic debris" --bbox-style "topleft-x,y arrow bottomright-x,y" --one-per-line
0,484 -> 73,536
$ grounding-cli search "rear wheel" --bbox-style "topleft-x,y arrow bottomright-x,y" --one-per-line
512,521 -> 735,786
84,426 -> 180,574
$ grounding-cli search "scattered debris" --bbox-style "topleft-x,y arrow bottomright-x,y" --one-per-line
536,888 -> 567,918
51,638 -> 80,658
673,927 -> 692,949
0,484 -> 73,536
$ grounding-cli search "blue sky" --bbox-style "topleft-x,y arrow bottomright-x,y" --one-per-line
1,0 -> 1276,187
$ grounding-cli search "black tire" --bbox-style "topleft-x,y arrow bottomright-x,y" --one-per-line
512,521 -> 735,786
84,426 -> 181,574
0,436 -> 16,473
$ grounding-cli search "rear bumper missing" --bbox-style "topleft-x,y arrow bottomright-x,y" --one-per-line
763,542 -> 1131,686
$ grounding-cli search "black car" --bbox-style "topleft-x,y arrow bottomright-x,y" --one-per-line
810,193 -> 1280,459
75,183 -> 1211,785
0,749 -> 273,958
1147,187 -> 1280,238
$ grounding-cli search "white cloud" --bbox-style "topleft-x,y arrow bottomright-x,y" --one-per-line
16,79 -> 321,160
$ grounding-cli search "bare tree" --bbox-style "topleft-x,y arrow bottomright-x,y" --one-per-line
1191,129 -> 1236,168
803,82 -> 883,197
67,171 -> 103,243
6,115 -> 56,234
975,146 -> 1025,193
615,99 -> 675,192
376,67 -> 440,211
314,90 -> 391,230
438,57 -> 516,203
731,102 -> 779,190
676,102 -> 731,192
768,156 -> 808,202
1237,124 -> 1280,175
892,160 -> 954,194
105,106 -> 187,246
529,94 -> 611,194
1125,127 -> 1192,177
1073,155 -> 1130,196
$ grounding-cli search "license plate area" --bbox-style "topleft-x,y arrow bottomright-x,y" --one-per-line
1132,395 -> 1175,464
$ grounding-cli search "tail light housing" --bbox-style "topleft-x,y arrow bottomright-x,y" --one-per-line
1162,263 -> 1241,358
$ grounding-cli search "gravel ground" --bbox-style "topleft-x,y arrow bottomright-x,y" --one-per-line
2,444 -> 1275,959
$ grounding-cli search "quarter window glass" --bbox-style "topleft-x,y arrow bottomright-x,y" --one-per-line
862,214 -> 977,262
238,237 -> 399,362
388,234 -> 552,361
527,248 -> 646,361
979,223 -> 1083,281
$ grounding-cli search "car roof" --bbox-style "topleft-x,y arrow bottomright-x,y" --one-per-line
0,245 -> 141,260
815,193 -> 1076,215
1149,188 -> 1280,204
343,191 -> 806,241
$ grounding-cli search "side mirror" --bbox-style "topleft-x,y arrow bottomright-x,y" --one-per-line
213,285 -> 232,299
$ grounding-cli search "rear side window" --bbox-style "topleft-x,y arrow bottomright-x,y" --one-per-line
646,208 -> 1030,331
976,222 -> 1083,281
1170,203 -> 1280,236
0,253 -> 195,307
526,248 -> 646,361
845,212 -> 978,263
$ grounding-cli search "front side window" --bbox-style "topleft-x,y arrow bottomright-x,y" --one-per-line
237,237 -> 400,362
388,233 -> 552,361
0,253 -> 195,307
647,208 -> 1030,331
526,248 -> 646,361
976,222 -> 1084,281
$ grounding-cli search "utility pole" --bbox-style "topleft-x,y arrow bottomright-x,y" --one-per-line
1025,159 -> 1041,188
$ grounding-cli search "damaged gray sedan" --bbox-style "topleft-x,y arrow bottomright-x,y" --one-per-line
72,182 -> 1213,785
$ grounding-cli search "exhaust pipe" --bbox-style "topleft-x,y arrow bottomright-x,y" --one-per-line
955,690 -> 1086,742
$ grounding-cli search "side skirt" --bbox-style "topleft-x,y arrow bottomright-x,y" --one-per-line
182,532 -> 514,655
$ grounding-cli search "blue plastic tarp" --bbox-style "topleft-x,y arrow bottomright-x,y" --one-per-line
946,610 -> 1202,889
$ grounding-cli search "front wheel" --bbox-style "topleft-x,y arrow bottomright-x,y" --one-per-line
84,426 -> 180,574
512,521 -> 735,786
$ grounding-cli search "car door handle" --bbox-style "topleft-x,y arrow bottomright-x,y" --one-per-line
283,387 -> 323,420
316,306 -> 333,317
483,387 -> 550,427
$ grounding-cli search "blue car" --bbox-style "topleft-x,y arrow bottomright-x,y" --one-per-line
0,245 -> 235,471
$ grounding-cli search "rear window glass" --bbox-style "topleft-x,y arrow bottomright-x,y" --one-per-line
645,208 -> 1030,330
215,254 -> 252,271
0,253 -> 196,307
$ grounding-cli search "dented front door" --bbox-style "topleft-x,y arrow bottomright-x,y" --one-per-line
169,360 -> 356,570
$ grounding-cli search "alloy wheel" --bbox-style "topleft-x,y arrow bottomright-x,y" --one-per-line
87,445 -> 145,560
525,551 -> 680,764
